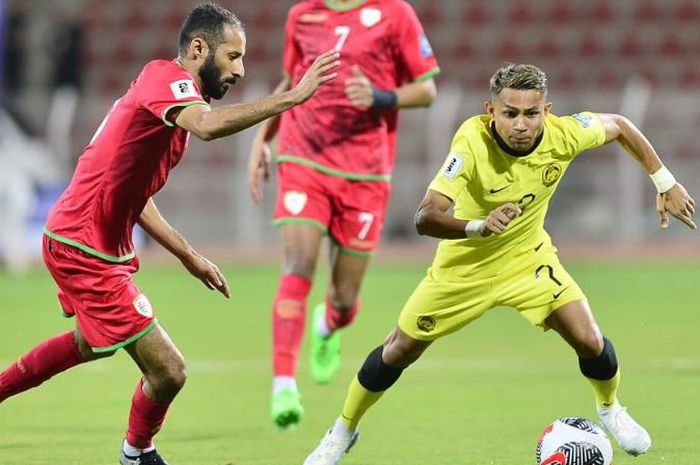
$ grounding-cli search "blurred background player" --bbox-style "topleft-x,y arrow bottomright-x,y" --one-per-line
247,0 -> 440,430
302,63 -> 696,465
0,3 -> 339,465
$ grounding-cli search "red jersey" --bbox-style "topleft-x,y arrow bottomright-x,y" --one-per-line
44,59 -> 210,262
277,0 -> 440,181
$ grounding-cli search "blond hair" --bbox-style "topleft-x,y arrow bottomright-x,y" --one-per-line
489,63 -> 547,98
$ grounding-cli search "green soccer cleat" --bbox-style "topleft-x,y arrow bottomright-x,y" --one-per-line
271,387 -> 304,430
310,303 -> 341,385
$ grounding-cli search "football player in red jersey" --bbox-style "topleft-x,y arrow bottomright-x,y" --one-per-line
247,0 -> 440,429
0,3 -> 338,464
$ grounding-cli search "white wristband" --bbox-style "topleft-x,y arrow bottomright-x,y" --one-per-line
464,220 -> 484,238
650,166 -> 677,193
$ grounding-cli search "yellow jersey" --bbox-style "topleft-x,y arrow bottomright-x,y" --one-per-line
427,112 -> 606,278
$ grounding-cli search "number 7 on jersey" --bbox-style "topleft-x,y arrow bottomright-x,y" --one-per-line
334,26 -> 350,51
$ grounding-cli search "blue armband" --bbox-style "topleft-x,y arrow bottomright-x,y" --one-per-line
371,86 -> 398,109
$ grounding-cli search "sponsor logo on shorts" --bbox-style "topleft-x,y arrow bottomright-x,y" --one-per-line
542,162 -> 562,187
133,294 -> 154,318
441,153 -> 463,180
417,315 -> 436,332
283,190 -> 307,215
169,79 -> 199,100
360,8 -> 382,27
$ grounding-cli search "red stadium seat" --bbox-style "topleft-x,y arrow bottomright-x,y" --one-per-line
676,1 -> 700,22
596,68 -> 623,89
508,1 -> 534,25
553,68 -> 577,90
679,67 -> 700,88
125,4 -> 148,31
413,2 -> 441,26
534,36 -> 563,60
577,36 -> 604,57
637,1 -> 662,22
548,2 -> 576,24
619,34 -> 644,58
660,34 -> 686,57
454,39 -> 478,61
251,8 -> 275,29
496,39 -> 522,61
588,0 -> 616,23
462,4 -> 489,26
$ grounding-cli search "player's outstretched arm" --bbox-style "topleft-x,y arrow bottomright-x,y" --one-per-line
138,198 -> 230,298
597,113 -> 696,229
345,65 -> 436,110
247,76 -> 291,204
414,190 -> 521,239
175,50 -> 340,141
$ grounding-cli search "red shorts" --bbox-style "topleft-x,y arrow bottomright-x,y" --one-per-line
273,162 -> 391,254
42,235 -> 157,352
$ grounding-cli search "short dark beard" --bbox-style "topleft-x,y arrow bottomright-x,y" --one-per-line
199,52 -> 228,100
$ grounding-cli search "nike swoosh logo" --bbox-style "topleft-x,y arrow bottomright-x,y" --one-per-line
489,185 -> 510,194
553,289 -> 566,299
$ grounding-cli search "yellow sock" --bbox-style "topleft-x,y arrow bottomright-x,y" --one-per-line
340,376 -> 384,429
586,370 -> 620,407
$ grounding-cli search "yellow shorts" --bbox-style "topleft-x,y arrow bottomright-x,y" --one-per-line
397,245 -> 585,341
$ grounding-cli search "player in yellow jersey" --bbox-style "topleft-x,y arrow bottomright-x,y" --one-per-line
301,63 -> 696,465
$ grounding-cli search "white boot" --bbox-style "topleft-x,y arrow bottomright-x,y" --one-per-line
302,426 -> 359,465
597,401 -> 651,456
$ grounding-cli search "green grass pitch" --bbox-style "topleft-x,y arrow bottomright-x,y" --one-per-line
0,260 -> 697,465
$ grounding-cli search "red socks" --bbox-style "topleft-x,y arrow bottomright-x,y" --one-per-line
0,331 -> 85,402
325,297 -> 360,332
272,274 -> 312,377
126,379 -> 171,449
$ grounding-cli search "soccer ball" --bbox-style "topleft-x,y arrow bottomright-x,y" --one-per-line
536,417 -> 613,465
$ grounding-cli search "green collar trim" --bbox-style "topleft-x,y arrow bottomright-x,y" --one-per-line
43,227 -> 136,263
324,0 -> 368,12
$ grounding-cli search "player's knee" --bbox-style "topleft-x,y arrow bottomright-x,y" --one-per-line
155,361 -> 188,396
573,330 -> 604,358
283,255 -> 316,279
383,332 -> 427,368
327,285 -> 359,311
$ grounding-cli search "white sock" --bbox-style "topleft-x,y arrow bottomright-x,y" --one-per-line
142,444 -> 155,453
272,376 -> 297,395
317,311 -> 332,338
122,440 -> 142,457
330,417 -> 355,439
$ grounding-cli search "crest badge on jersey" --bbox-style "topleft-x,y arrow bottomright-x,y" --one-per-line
284,190 -> 307,215
441,153 -> 463,180
417,315 -> 436,333
170,79 -> 199,100
542,162 -> 563,187
133,294 -> 154,318
360,8 -> 382,27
